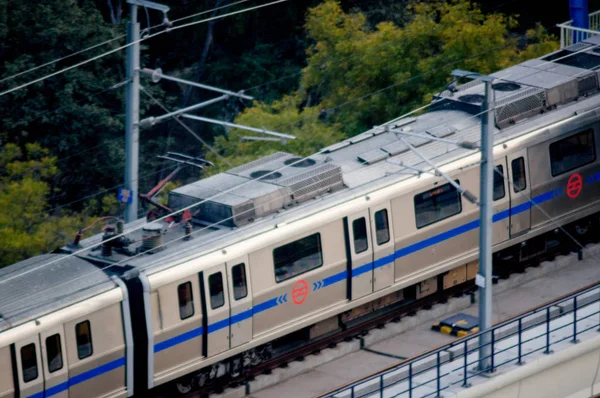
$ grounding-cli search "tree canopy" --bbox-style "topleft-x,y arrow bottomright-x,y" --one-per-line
208,0 -> 558,168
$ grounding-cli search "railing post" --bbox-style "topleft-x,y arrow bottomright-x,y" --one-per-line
517,318 -> 523,365
379,374 -> 383,398
561,26 -> 565,49
462,340 -> 469,387
409,363 -> 413,398
351,386 -> 355,398
436,351 -> 441,397
572,295 -> 579,343
544,307 -> 552,354
490,329 -> 495,372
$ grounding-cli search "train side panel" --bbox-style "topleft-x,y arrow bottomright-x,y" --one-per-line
0,346 -> 13,398
64,304 -> 127,398
390,166 -> 480,285
153,276 -> 203,380
529,122 -> 600,231
249,219 -> 347,336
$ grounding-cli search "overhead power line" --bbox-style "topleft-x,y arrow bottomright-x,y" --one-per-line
0,0 -> 254,85
0,0 -> 290,99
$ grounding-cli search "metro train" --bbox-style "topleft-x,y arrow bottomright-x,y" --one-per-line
4,36 -> 600,398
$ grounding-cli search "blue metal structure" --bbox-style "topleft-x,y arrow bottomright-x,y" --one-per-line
571,0 -> 590,43
320,282 -> 600,398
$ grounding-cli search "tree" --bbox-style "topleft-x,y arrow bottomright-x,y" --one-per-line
300,0 -> 559,135
0,143 -> 103,267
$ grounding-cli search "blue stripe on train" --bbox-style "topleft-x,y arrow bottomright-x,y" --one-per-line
28,357 -> 125,398
154,326 -> 203,353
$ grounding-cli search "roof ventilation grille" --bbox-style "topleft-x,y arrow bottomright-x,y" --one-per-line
495,87 -> 546,128
168,152 -> 344,228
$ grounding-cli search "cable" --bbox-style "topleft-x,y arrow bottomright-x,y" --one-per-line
0,0 -> 254,86
0,0 -> 291,99
0,36 -> 125,84
140,86 -> 233,167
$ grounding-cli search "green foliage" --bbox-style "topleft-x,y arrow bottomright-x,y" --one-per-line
0,143 -> 99,267
300,0 -> 559,135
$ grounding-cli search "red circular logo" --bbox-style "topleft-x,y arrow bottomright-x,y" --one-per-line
567,173 -> 583,199
292,280 -> 309,305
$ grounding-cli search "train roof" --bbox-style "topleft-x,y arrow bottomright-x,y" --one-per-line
55,36 -> 600,276
0,254 -> 117,332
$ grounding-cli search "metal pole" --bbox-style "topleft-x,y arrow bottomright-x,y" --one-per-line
477,80 -> 494,371
125,4 -> 140,222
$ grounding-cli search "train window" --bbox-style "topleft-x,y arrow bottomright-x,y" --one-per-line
20,343 -> 38,382
46,334 -> 63,373
352,217 -> 369,253
178,282 -> 194,320
75,321 -> 93,359
374,209 -> 390,245
208,272 -> 225,309
273,233 -> 323,283
231,263 -> 248,300
493,165 -> 505,201
414,181 -> 462,229
550,129 -> 596,176
511,157 -> 527,193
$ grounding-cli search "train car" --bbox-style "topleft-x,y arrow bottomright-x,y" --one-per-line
0,254 -> 134,398
5,35 -> 600,397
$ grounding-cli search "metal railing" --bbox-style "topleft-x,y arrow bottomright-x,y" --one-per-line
320,282 -> 600,398
558,11 -> 600,48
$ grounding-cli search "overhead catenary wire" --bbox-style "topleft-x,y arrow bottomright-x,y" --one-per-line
0,0 -> 290,99
0,0 -> 254,86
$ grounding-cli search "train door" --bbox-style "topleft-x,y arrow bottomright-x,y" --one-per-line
347,210 -> 374,300
492,158 -> 511,244
226,257 -> 253,348
201,264 -> 231,357
14,336 -> 44,398
41,326 -> 69,398
508,149 -> 531,237
369,203 -> 395,292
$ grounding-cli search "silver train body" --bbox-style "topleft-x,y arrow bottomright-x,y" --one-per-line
4,37 -> 600,397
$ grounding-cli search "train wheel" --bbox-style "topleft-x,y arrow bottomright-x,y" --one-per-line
174,379 -> 193,395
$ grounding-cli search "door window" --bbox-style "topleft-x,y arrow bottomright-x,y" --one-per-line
352,217 -> 369,253
20,343 -> 38,382
178,282 -> 194,319
46,334 -> 63,373
208,272 -> 225,309
493,165 -> 506,200
75,321 -> 93,359
374,209 -> 390,245
231,264 -> 248,300
511,157 -> 527,193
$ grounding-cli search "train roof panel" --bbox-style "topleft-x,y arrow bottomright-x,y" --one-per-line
0,254 -> 117,332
